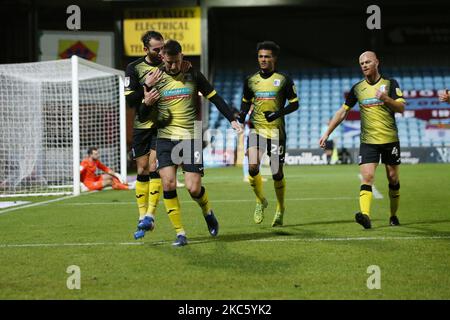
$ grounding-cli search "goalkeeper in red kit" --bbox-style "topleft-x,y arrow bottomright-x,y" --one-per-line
80,147 -> 128,191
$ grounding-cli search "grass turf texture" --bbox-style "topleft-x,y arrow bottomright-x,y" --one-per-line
0,164 -> 449,299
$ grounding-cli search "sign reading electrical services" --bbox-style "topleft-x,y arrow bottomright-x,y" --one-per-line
124,7 -> 201,56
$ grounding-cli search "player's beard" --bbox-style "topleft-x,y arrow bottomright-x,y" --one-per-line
154,55 -> 163,64
148,53 -> 162,65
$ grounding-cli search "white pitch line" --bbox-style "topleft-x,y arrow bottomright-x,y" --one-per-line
0,190 -> 99,215
358,174 -> 383,199
0,242 -> 143,248
248,235 -> 450,243
0,194 -> 80,215
0,235 -> 449,249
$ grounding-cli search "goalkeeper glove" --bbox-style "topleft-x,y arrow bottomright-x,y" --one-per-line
237,111 -> 247,124
264,111 -> 281,122
112,173 -> 124,184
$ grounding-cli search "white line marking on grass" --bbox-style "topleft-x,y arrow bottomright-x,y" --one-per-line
358,174 -> 383,199
0,242 -> 144,248
1,235 -> 449,249
0,201 -> 31,209
0,192 -> 94,216
0,195 -> 78,215
248,235 -> 450,243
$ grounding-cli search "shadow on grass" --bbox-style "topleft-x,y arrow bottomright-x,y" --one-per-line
141,218 -> 450,247
283,219 -> 354,228
145,227 -> 334,274
188,229 -> 295,244
144,217 -> 450,275
397,219 -> 450,227
371,219 -> 450,232
138,229 -> 296,249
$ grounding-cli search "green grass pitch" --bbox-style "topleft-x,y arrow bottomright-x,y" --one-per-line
0,164 -> 449,299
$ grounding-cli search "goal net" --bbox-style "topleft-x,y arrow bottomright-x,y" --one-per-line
0,56 -> 126,197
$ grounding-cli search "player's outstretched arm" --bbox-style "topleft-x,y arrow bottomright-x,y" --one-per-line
230,120 -> 243,133
238,100 -> 251,124
196,69 -> 242,132
319,106 -> 349,148
109,171 -> 125,184
209,93 -> 243,133
95,161 -> 124,184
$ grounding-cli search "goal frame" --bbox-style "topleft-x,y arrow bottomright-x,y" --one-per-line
71,56 -> 127,197
0,56 -> 127,197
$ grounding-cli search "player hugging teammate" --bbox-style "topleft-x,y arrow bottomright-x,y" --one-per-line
127,36 -> 242,246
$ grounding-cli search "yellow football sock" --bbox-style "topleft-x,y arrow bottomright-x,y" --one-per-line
389,183 -> 400,217
274,177 -> 286,211
163,190 -> 184,235
146,173 -> 162,215
135,175 -> 149,220
359,184 -> 373,216
248,172 -> 265,204
191,186 -> 211,216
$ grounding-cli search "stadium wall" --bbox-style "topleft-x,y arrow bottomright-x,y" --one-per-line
284,147 -> 450,165
208,3 -> 450,71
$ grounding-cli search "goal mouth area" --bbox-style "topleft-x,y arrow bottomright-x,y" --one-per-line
0,56 -> 127,198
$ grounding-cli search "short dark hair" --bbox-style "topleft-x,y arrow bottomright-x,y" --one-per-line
87,147 -> 98,155
141,31 -> 164,48
161,39 -> 182,56
256,41 -> 280,57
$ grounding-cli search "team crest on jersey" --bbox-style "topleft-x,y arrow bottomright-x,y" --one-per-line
273,79 -> 281,87
124,77 -> 130,87
379,84 -> 386,92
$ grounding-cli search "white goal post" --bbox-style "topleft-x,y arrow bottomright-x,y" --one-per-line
0,56 -> 127,197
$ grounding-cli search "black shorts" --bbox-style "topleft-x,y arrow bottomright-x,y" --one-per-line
358,142 -> 401,165
325,140 -> 334,150
156,138 -> 204,176
131,128 -> 158,159
247,131 -> 286,164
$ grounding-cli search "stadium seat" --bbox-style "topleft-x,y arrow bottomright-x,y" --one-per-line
210,67 -> 448,154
